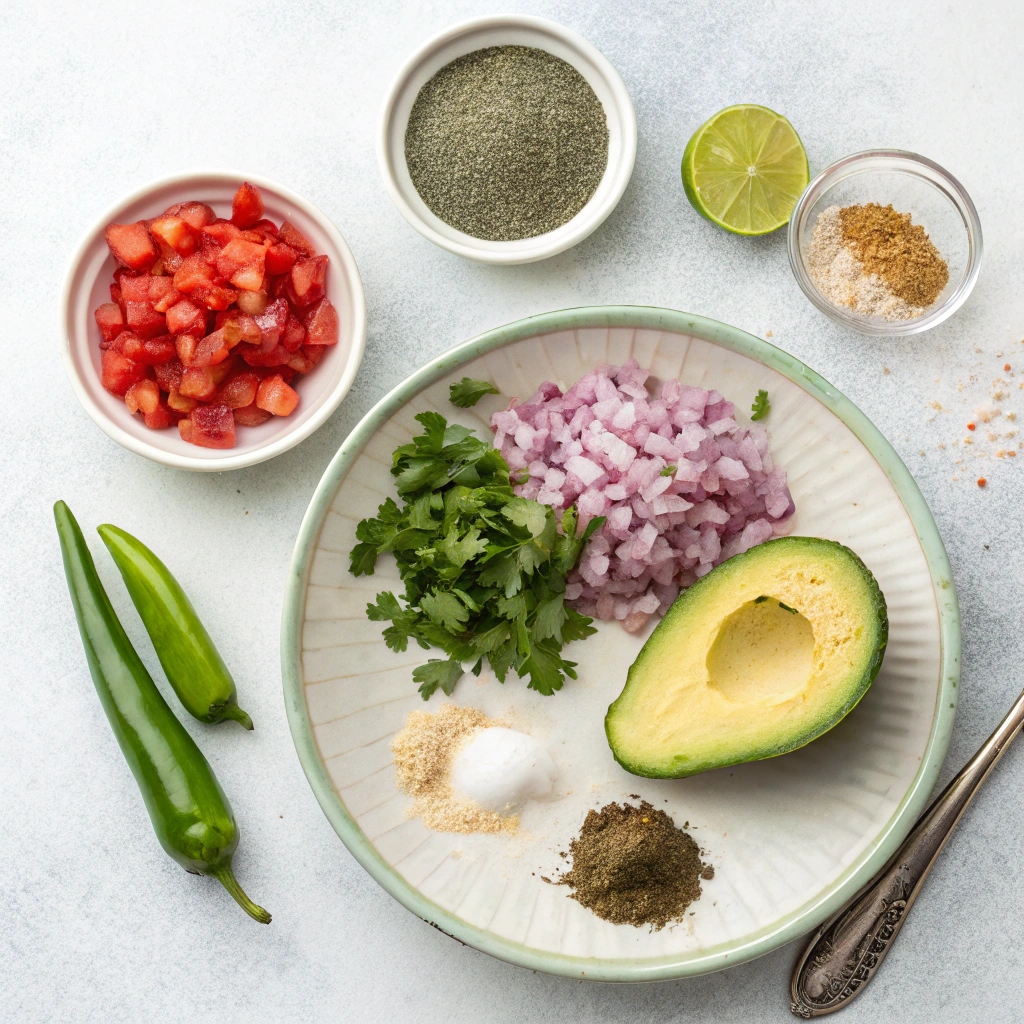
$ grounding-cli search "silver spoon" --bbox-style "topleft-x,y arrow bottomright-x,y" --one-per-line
790,686 -> 1024,1017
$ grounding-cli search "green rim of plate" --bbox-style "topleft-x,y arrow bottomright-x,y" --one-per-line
281,305 -> 959,982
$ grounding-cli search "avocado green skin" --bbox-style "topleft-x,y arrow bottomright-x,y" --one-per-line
54,502 -> 269,922
97,524 -> 252,729
605,537 -> 888,779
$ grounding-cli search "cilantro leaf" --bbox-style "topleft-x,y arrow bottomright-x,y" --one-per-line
750,389 -> 770,421
412,411 -> 447,453
413,659 -> 465,698
439,525 -> 488,568
349,542 -> 379,576
350,411 -> 599,700
532,594 -> 567,642
501,496 -> 550,538
449,377 -> 500,408
420,590 -> 471,632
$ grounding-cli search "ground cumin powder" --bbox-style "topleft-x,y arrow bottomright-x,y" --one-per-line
839,202 -> 949,307
556,800 -> 713,929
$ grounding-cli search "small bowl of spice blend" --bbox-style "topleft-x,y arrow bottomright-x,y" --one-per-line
788,150 -> 982,336
377,15 -> 637,264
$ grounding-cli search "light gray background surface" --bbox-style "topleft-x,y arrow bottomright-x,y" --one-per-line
3,1 -> 1023,1020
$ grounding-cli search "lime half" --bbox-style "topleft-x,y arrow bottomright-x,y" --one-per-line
682,104 -> 809,236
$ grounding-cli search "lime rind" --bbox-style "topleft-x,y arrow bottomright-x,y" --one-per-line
681,104 -> 809,236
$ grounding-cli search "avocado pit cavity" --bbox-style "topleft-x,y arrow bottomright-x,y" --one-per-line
706,598 -> 815,707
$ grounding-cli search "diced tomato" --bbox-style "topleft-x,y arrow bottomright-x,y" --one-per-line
231,182 -> 264,229
265,242 -> 298,277
215,239 -> 268,291
175,333 -> 199,366
105,222 -> 158,271
94,302 -> 125,342
165,298 -> 205,336
256,374 -> 299,416
239,342 -> 290,367
175,201 -> 215,231
167,389 -> 197,413
209,357 -> 236,385
233,402 -> 273,427
191,403 -> 236,448
289,255 -> 329,307
219,371 -> 260,409
281,315 -> 306,352
154,359 -> 184,392
201,220 -> 243,249
217,313 -> 260,346
125,378 -> 160,416
101,349 -> 147,396
173,255 -> 217,297
269,274 -> 292,301
148,276 -> 181,312
143,401 -> 174,430
192,329 -> 231,368
304,297 -> 339,346
236,289 -> 270,316
95,185 -> 329,442
277,221 -> 314,255
115,333 -> 177,365
286,344 -> 325,374
254,297 -> 288,347
120,276 -> 152,303
203,285 -> 238,311
149,216 -> 198,257
179,366 -> 218,400
125,301 -> 166,340
153,240 -> 184,274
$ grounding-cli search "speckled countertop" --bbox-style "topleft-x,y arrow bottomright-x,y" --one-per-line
3,1 -> 1023,1021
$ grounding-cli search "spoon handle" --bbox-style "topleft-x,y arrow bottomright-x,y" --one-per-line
790,687 -> 1024,1018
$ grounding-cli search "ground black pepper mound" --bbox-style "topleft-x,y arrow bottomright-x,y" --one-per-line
404,45 -> 609,241
557,800 -> 711,929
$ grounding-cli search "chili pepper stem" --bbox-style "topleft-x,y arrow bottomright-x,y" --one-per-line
211,865 -> 271,924
219,703 -> 254,730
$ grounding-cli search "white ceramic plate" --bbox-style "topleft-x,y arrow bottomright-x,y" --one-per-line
282,307 -> 959,980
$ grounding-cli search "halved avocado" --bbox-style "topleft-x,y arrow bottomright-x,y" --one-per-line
605,537 -> 887,778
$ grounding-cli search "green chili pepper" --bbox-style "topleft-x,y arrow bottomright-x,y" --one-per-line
96,523 -> 253,730
54,501 -> 271,924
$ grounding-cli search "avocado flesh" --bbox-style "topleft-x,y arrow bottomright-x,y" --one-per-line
605,537 -> 888,779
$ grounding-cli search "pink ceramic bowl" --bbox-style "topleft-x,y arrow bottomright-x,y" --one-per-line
60,170 -> 366,471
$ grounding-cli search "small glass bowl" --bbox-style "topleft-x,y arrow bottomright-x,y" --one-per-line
787,150 -> 982,336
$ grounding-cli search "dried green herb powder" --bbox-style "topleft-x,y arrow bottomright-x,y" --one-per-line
404,45 -> 609,241
557,800 -> 713,930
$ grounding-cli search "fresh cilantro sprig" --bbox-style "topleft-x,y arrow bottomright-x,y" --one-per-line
351,411 -> 604,699
448,377 -> 500,408
750,389 -> 771,421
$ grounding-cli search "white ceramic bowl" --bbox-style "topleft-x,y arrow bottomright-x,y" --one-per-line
61,170 -> 366,471
377,15 -> 637,265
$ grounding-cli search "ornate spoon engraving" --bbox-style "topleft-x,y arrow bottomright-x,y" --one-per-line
791,686 -> 1024,1017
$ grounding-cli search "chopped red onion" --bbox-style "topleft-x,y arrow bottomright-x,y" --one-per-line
490,359 -> 794,634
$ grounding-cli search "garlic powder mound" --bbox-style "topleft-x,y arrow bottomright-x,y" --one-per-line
390,703 -> 517,835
